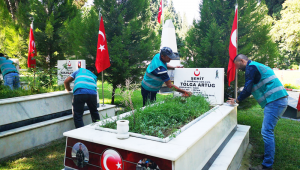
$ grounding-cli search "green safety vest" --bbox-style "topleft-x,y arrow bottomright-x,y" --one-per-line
141,53 -> 167,91
250,61 -> 288,108
0,57 -> 18,77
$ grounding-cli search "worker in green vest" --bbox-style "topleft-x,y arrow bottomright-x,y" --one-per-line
0,53 -> 20,90
141,47 -> 192,106
227,54 -> 288,170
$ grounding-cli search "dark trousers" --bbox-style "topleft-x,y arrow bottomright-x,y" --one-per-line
72,94 -> 100,128
141,86 -> 158,107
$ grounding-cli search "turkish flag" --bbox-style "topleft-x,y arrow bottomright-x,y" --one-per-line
95,16 -> 111,73
227,6 -> 238,86
157,0 -> 162,23
297,94 -> 300,111
28,26 -> 37,68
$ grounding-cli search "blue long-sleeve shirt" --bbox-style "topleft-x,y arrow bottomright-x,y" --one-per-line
237,60 -> 261,102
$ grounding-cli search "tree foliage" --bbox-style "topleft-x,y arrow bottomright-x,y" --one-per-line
265,0 -> 285,19
270,0 -> 300,68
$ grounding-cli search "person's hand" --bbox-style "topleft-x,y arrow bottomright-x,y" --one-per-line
176,65 -> 184,68
65,88 -> 72,93
182,91 -> 192,97
227,97 -> 236,105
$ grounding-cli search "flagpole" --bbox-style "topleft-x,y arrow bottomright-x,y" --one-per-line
235,3 -> 238,99
99,10 -> 105,107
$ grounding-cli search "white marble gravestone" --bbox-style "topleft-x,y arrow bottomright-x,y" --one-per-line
57,60 -> 86,86
174,68 -> 224,105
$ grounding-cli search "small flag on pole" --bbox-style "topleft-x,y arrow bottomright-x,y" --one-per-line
95,16 -> 111,73
227,5 -> 238,86
157,0 -> 162,23
28,26 -> 37,68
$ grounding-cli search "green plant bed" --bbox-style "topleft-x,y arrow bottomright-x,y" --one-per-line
101,95 -> 211,138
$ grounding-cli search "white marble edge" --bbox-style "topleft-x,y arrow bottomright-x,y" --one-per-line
208,124 -> 250,170
168,104 -> 236,149
0,91 -> 73,105
97,104 -> 116,110
63,104 -> 237,161
0,105 -> 115,138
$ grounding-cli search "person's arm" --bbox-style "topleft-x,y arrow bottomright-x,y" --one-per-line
152,66 -> 192,96
64,76 -> 74,92
227,65 -> 259,104
165,80 -> 192,96
64,69 -> 80,92
167,64 -> 183,69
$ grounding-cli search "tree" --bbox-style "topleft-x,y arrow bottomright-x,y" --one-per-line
30,0 -> 78,69
265,0 -> 285,19
60,7 -> 99,65
94,0 -> 160,104
0,0 -> 29,66
270,0 -> 300,68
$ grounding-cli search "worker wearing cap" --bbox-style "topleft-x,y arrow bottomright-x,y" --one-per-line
141,47 -> 192,106
0,53 -> 20,90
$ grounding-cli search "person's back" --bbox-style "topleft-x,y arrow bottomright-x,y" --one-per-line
0,54 -> 20,90
72,68 -> 98,94
64,67 -> 100,128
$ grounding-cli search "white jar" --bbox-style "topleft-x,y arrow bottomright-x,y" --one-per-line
116,120 -> 129,139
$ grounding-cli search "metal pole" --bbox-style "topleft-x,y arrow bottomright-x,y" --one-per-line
235,3 -> 238,99
102,71 -> 105,106
99,9 -> 105,107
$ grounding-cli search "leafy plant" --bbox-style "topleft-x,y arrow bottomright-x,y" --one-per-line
284,83 -> 300,90
101,95 -> 211,138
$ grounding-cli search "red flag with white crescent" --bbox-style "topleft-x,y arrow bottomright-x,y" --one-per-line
157,0 -> 162,23
28,26 -> 37,68
95,16 -> 111,73
227,5 -> 238,86
297,94 -> 300,111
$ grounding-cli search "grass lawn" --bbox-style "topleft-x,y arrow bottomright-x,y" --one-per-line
1,88 -> 299,169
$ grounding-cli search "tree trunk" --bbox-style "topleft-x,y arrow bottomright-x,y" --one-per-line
111,87 -> 116,104
5,0 -> 15,20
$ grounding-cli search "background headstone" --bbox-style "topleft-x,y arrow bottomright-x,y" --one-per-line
57,60 -> 86,86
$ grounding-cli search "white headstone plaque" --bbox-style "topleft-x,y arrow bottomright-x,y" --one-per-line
174,68 -> 224,105
57,60 -> 86,86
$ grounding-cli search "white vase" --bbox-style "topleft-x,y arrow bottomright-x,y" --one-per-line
116,120 -> 129,139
